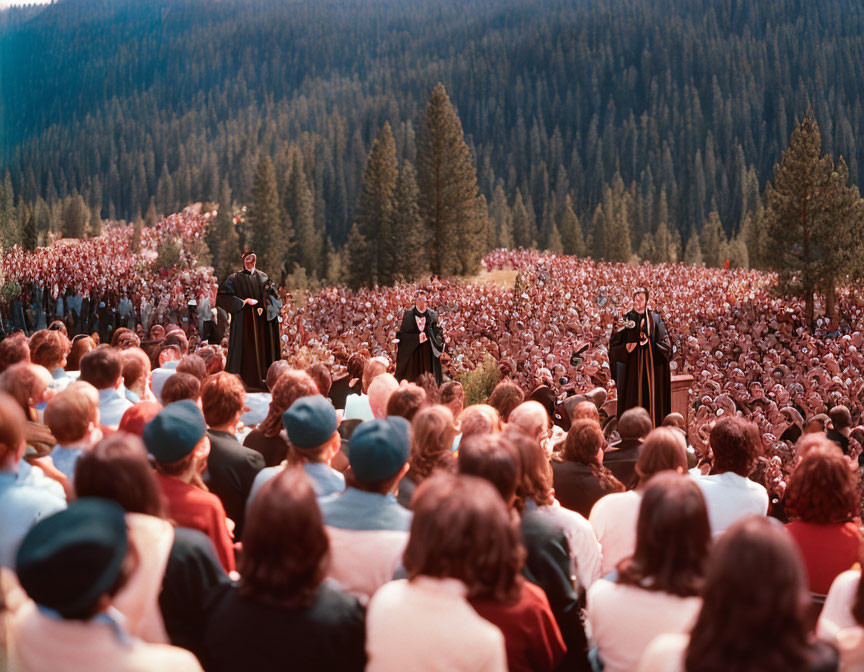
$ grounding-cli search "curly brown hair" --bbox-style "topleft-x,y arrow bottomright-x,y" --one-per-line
784,443 -> 860,525
409,405 -> 457,482
486,381 -> 524,422
257,369 -> 319,437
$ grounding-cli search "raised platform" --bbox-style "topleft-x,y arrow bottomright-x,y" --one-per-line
602,374 -> 694,426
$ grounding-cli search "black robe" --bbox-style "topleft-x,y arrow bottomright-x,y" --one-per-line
395,307 -> 444,385
609,309 -> 672,427
217,269 -> 282,391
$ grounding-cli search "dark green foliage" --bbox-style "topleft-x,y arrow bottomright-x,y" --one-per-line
61,193 -> 89,239
344,222 -> 372,290
380,162 -> 428,285
19,202 -> 36,250
144,198 -> 158,229
558,195 -> 585,257
284,151 -> 321,279
247,155 -> 288,281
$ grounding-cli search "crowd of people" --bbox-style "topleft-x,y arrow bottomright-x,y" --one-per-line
0,209 -> 862,670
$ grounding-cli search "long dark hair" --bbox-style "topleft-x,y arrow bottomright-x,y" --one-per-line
618,472 -> 709,597
560,419 -> 624,494
685,516 -> 813,672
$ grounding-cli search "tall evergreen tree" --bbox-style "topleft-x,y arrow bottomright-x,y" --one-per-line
247,155 -> 288,281
19,203 -> 36,250
558,195 -> 586,256
488,183 -> 513,249
285,152 -> 321,279
144,197 -> 158,229
344,222 -> 372,289
683,229 -> 703,266
416,83 -> 482,276
130,216 -> 142,254
511,190 -> 535,249
700,210 -> 726,267
61,193 -> 89,239
0,172 -> 17,249
380,162 -> 428,284
653,221 -> 674,263
355,124 -> 398,282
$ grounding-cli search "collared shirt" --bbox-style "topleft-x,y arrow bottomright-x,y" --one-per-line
37,605 -> 132,647
247,461 -> 345,508
97,386 -> 134,429
0,470 -> 66,568
150,360 -> 180,403
695,471 -> 769,536
49,444 -> 87,482
320,488 -> 412,532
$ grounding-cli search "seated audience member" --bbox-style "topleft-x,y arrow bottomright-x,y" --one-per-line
44,382 -> 101,486
569,400 -> 601,424
306,362 -> 333,397
150,343 -> 182,403
603,407 -> 653,489
160,372 -> 201,405
65,335 -> 95,372
459,433 -> 589,670
0,362 -> 56,457
248,395 -> 344,504
784,442 -> 863,595
639,516 -> 839,672
552,419 -> 625,517
0,332 -> 30,373
590,427 -> 688,576
487,381 -> 525,422
201,372 -> 264,539
110,327 -> 140,350
826,405 -> 853,455
0,393 -> 65,568
204,468 -> 366,672
695,416 -> 769,535
368,373 -> 399,420
508,400 -> 553,449
144,400 -> 236,573
10,499 -> 203,672
458,403 -> 503,444
397,405 -> 458,508
386,382 -> 427,422
117,402 -> 162,437
587,473 -> 709,672
366,473 -> 509,672
121,348 -> 153,403
79,345 -> 133,429
330,352 -> 365,411
176,354 -> 207,382
508,427 -> 602,591
438,380 -> 465,425
240,359 -> 289,427
344,357 -> 387,422
319,417 -> 412,602
244,370 -> 318,467
30,330 -> 72,391
74,433 -> 230,656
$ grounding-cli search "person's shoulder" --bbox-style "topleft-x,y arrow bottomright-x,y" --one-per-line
636,633 -> 688,672
590,489 -> 638,518
367,578 -> 409,611
314,581 -> 365,618
127,641 -> 204,672
0,477 -> 66,513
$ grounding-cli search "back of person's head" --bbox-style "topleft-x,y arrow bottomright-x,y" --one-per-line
457,432 -> 519,505
684,516 -> 812,672
30,330 -> 69,371
635,427 -> 688,485
619,407 -> 653,441
439,381 -> 464,412
409,405 -> 457,482
506,427 -> 554,511
74,433 -> 166,517
0,332 -> 30,373
829,405 -> 852,431
459,404 -> 501,439
784,443 -> 858,525
156,343 -> 181,368
619,472 -> 710,597
66,335 -> 95,372
361,358 -> 388,393
110,328 -> 139,349
563,418 -> 605,465
160,372 -> 201,405
149,324 -> 165,340
0,362 -> 51,414
266,359 -> 291,392
48,320 -> 68,337
176,354 -> 207,382
386,383 -> 427,422
163,330 -> 188,356
507,401 -> 549,442
79,345 -> 123,391
346,352 -> 368,385
570,400 -> 600,424
661,412 -> 686,431
44,382 -> 99,445
121,348 -> 151,390
486,381 -> 525,422
0,392 -> 26,465
403,473 -> 525,602
240,467 -> 328,607
201,372 -> 245,428
305,363 -> 332,397
259,369 -> 319,437
368,373 -> 399,419
710,416 -> 761,476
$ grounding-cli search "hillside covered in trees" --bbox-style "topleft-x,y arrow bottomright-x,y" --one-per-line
3,0 -> 864,277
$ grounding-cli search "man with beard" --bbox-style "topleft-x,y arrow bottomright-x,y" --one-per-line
395,290 -> 445,385
609,287 -> 672,427
217,250 -> 282,391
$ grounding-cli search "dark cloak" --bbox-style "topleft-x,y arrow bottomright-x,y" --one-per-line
217,269 -> 282,391
609,309 -> 672,427
395,307 -> 444,385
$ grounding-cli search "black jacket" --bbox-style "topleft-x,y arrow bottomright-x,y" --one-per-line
204,429 -> 265,538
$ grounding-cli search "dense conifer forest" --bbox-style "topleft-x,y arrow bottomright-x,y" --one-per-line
3,0 -> 864,279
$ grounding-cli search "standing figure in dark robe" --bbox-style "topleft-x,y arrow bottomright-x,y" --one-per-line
395,290 -> 445,385
217,251 -> 283,391
609,287 -> 672,427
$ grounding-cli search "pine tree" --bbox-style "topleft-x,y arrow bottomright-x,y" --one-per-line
381,162 -> 428,284
130,215 -> 142,254
546,222 -> 563,254
345,222 -> 373,289
19,202 -> 36,250
683,229 -> 703,266
144,197 -> 158,229
416,83 -> 483,276
511,190 -> 535,249
89,204 -> 102,237
558,195 -> 586,256
61,193 -> 89,239
0,171 -> 17,248
208,180 -> 232,264
285,152 -> 321,279
247,155 -> 288,282
355,124 -> 398,282
488,183 -> 513,249
653,221 -> 673,263
591,204 -> 606,260
700,210 -> 726,267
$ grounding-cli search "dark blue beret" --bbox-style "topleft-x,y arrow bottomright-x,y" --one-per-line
143,399 -> 207,463
349,417 -> 411,482
282,395 -> 338,448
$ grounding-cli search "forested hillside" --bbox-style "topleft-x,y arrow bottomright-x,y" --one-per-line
3,0 -> 864,265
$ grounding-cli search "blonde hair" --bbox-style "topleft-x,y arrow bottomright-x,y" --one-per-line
44,382 -> 99,444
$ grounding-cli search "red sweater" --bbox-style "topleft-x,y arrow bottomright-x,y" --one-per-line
156,473 -> 236,573
470,581 -> 566,672
786,520 -> 862,595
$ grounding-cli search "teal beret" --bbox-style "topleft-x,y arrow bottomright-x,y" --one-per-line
282,395 -> 338,448
16,498 -> 128,618
349,417 -> 411,482
143,399 -> 207,463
